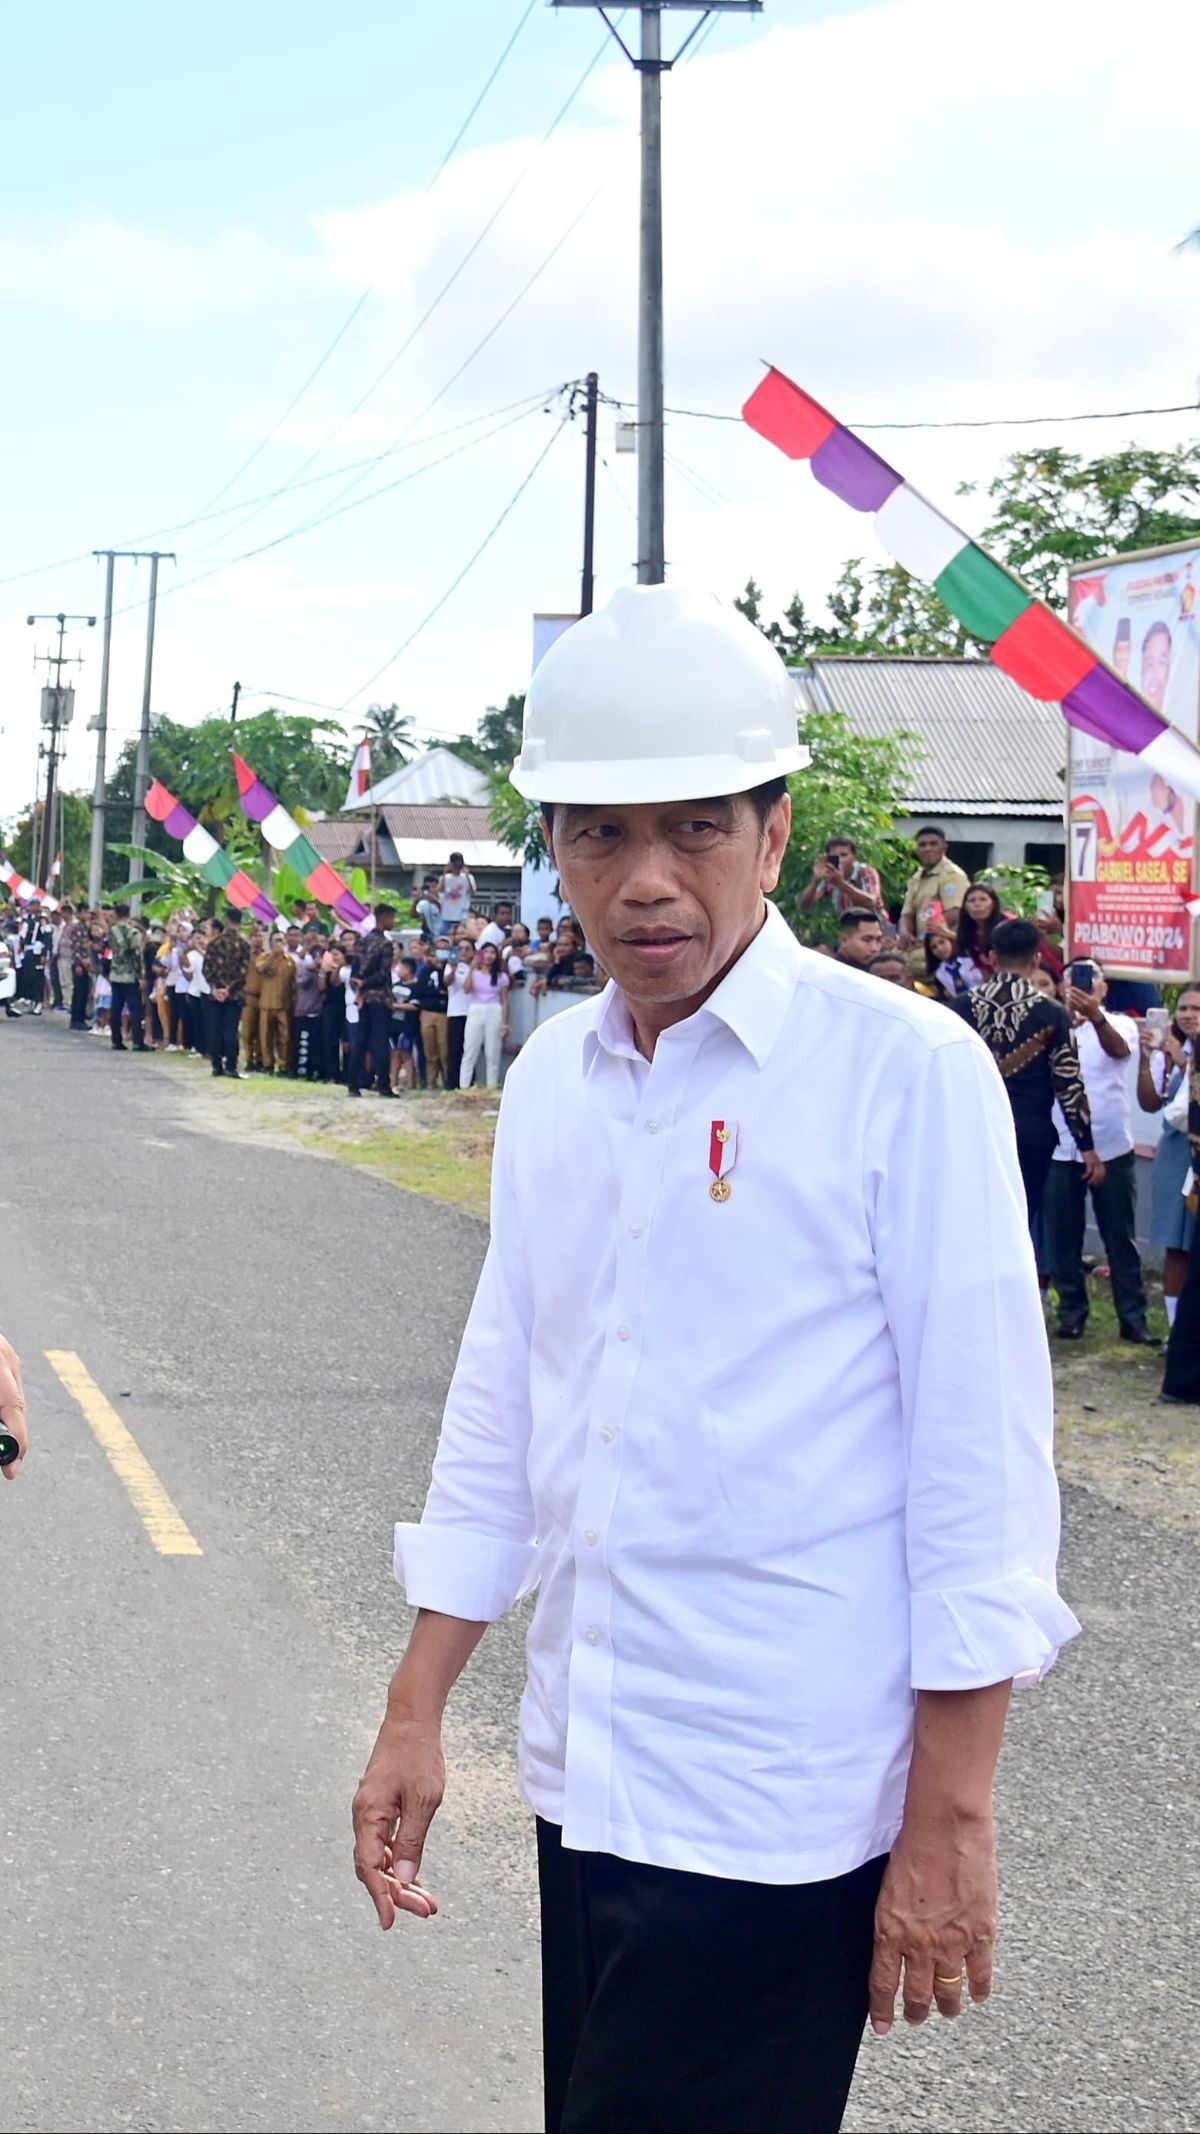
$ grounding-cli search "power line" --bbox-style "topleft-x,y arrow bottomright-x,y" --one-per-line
0,386 -> 565,589
175,0 -> 542,535
427,0 -> 540,188
604,391 -> 1200,432
112,396 -> 567,620
217,15 -> 624,553
339,412 -> 570,710
314,185 -> 605,526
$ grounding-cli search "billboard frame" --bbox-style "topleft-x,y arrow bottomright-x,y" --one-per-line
1065,536 -> 1200,983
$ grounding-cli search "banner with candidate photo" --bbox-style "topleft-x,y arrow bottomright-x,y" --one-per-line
1067,542 -> 1200,977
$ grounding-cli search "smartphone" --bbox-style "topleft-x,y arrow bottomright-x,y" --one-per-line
1145,1007 -> 1170,1048
1071,962 -> 1094,994
0,1431 -> 21,1468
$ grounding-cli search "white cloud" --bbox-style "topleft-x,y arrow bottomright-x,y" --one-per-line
5,0 -> 1200,826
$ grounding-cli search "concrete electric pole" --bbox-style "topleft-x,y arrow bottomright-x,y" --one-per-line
26,611 -> 96,890
89,549 -> 171,906
124,552 -> 175,915
550,4 -> 761,583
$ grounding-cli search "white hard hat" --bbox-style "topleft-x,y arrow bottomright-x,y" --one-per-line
510,582 -> 810,805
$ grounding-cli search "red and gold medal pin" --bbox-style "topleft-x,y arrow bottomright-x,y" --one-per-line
709,1120 -> 739,1203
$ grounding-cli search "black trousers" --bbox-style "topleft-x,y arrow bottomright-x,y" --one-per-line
537,1820 -> 885,2134
349,1000 -> 391,1092
1046,1149 -> 1147,1332
294,1013 -> 321,1079
70,970 -> 91,1026
209,996 -> 242,1074
1015,1132 -> 1056,1231
447,1015 -> 466,1092
110,980 -> 145,1049
1163,1220 -> 1200,1397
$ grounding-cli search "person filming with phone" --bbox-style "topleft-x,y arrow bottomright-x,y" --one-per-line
1045,960 -> 1156,1346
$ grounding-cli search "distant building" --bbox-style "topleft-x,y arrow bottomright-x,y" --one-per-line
310,746 -> 521,913
794,656 -> 1066,878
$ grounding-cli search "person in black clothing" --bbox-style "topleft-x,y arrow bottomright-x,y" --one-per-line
348,905 -> 397,1098
954,919 -> 1100,1228
1161,1055 -> 1200,1401
411,943 -> 450,1089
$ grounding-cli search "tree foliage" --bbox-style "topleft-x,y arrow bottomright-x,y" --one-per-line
7,789 -> 92,897
970,443 -> 1200,607
455,694 -> 525,776
776,711 -> 919,943
362,702 -> 417,783
104,710 -> 351,864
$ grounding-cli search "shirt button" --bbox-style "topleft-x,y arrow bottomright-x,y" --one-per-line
628,1222 -> 645,1238
645,1117 -> 661,1135
584,1528 -> 598,1546
600,1427 -> 616,1443
616,1323 -> 631,1341
584,1627 -> 600,1645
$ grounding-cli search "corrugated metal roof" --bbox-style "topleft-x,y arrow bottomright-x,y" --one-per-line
378,804 -> 494,842
355,746 -> 491,810
381,839 -> 518,871
798,657 -> 1065,819
305,820 -> 363,862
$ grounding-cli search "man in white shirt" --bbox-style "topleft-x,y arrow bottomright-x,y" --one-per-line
476,900 -> 514,950
352,586 -> 1078,2134
437,853 -> 476,936
1046,961 -> 1156,1345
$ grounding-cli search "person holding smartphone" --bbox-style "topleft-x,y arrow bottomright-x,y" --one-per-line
1137,984 -> 1200,1326
1046,961 -> 1155,1345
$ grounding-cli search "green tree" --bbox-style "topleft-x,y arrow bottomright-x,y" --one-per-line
776,710 -> 920,943
735,580 -> 817,659
104,710 -> 350,878
363,702 -> 417,782
454,693 -> 525,776
971,443 -> 1200,607
8,790 -> 92,898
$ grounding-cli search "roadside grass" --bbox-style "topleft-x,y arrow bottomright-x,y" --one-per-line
163,1050 -> 1200,1528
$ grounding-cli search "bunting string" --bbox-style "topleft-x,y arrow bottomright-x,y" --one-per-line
0,856 -> 59,910
232,753 -> 371,928
144,779 -> 279,922
742,366 -> 1200,815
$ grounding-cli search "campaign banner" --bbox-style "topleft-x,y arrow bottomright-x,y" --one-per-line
1067,543 -> 1200,977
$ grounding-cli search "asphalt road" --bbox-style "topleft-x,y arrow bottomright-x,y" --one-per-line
1,1016 -> 1196,2134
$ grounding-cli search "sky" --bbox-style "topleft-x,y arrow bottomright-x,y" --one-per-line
3,0 -> 1199,838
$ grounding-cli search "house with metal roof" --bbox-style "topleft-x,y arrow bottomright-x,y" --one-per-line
794,656 -> 1067,878
310,746 -> 522,912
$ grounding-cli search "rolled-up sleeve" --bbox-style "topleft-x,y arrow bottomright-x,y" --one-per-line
394,1096 -> 539,1621
871,1029 -> 1081,1690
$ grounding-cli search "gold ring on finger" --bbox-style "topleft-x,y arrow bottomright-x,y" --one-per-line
935,1972 -> 965,1986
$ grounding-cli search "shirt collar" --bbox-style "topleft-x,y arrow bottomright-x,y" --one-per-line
583,901 -> 803,1074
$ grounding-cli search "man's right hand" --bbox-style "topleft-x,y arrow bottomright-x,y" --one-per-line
0,1334 -> 28,1480
352,1711 -> 445,1927
1081,1150 -> 1106,1187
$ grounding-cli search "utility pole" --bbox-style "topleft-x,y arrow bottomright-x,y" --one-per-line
89,549 -> 173,906
27,611 -> 96,890
581,371 -> 599,616
550,4 -> 761,583
126,552 -> 175,915
230,680 -> 241,725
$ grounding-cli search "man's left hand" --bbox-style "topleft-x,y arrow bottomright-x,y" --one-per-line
868,1808 -> 997,2034
0,1334 -> 28,1480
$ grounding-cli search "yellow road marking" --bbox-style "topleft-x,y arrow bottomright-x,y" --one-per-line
45,1350 -> 203,1557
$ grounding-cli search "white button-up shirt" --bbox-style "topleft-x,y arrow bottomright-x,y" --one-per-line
395,904 -> 1079,1885
1052,1013 -> 1137,1164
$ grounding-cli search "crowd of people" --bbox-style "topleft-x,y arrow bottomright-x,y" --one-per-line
800,825 -> 1200,1381
5,827 -> 1197,1380
0,857 -> 600,1096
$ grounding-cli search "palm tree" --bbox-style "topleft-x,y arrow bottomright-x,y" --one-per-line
365,703 -> 417,778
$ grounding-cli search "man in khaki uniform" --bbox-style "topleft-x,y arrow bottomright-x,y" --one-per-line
256,933 -> 296,1074
241,924 -> 266,1069
897,827 -> 971,946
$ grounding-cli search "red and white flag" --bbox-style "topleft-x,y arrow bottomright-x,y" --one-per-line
50,851 -> 61,880
343,734 -> 372,810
